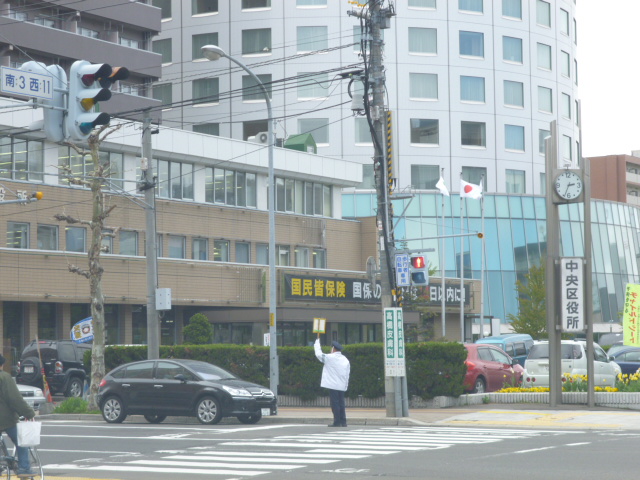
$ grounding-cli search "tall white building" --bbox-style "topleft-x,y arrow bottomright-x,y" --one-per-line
151,0 -> 579,195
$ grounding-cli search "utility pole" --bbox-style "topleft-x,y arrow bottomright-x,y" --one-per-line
141,111 -> 160,359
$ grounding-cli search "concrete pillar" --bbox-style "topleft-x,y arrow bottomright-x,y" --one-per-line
25,302 -> 38,342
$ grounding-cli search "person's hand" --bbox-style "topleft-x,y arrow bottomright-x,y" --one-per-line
314,338 -> 320,346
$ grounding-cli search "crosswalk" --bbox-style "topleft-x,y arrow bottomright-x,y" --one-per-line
43,426 -> 573,477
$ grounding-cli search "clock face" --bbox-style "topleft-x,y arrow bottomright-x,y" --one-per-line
554,171 -> 583,200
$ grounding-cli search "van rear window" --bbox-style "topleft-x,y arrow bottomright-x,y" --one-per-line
528,344 -> 582,360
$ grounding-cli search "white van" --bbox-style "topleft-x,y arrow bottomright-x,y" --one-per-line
522,340 -> 621,388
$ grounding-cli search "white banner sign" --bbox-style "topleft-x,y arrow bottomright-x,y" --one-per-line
384,308 -> 406,377
560,257 -> 584,332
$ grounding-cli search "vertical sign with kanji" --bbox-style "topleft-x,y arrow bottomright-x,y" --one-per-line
560,257 -> 584,332
623,283 -> 640,346
384,308 -> 406,377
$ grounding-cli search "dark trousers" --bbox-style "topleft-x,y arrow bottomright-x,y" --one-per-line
329,389 -> 347,426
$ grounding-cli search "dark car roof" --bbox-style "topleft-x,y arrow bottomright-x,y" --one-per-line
612,347 -> 640,356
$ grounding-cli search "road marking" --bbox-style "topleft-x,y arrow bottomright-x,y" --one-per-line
44,464 -> 268,476
167,454 -> 339,464
127,459 -> 305,470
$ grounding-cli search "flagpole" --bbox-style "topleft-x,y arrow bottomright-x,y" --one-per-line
460,173 -> 465,343
479,174 -> 485,339
440,168 -> 446,338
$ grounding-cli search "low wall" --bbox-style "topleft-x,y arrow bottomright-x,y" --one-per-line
278,392 -> 640,410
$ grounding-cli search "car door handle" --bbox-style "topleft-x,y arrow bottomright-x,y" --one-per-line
122,384 -> 130,388
154,385 -> 163,388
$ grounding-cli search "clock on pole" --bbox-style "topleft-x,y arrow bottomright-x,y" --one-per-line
554,170 -> 583,201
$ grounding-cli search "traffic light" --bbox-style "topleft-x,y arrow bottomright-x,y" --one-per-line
65,60 -> 129,142
410,255 -> 429,286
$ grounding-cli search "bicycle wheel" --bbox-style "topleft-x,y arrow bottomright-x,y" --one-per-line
27,448 -> 43,480
0,439 -> 12,480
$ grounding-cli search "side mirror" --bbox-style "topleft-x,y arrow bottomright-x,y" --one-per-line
174,374 -> 187,383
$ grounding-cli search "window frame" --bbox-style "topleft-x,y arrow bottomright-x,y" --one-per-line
7,222 -> 29,249
37,224 -> 58,251
459,31 -> 484,58
461,121 -> 486,148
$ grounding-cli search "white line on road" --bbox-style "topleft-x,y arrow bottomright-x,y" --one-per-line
191,451 -> 369,459
167,454 -> 338,464
44,464 -> 268,476
222,441 -> 421,451
128,459 -> 305,470
514,446 -> 557,454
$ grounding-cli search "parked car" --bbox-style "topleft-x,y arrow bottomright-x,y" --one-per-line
464,344 -> 524,394
522,340 -> 621,387
16,340 -> 91,397
609,347 -> 640,375
98,359 -> 277,425
475,334 -> 534,366
16,383 -> 46,411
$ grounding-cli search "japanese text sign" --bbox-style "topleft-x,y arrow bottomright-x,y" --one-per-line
384,308 -> 406,377
560,257 -> 584,333
624,283 -> 640,346
1,66 -> 53,100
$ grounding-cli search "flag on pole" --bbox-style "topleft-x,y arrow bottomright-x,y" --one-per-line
436,177 -> 450,196
460,179 -> 482,200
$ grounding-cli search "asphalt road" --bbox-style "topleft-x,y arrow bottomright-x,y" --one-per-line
34,417 -> 640,479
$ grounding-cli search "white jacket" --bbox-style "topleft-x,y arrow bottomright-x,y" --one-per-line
314,339 -> 350,391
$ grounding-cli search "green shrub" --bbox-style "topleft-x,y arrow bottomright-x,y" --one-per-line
53,397 -> 99,414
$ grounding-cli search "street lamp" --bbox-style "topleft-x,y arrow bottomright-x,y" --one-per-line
202,45 -> 279,396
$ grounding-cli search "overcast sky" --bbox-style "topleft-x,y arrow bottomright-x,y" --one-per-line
579,1 -> 638,157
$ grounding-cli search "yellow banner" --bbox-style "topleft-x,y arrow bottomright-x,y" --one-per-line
623,283 -> 640,346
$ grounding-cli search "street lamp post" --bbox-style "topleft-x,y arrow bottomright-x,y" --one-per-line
202,45 -> 278,396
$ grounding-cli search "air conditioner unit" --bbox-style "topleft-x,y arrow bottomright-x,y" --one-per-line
248,131 -> 269,144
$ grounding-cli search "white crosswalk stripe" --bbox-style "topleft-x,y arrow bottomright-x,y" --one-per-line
43,426 -> 576,477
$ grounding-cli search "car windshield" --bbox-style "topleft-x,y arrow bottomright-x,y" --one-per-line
181,360 -> 236,381
528,344 -> 582,360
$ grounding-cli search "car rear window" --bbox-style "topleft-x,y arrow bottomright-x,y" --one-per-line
528,344 -> 582,360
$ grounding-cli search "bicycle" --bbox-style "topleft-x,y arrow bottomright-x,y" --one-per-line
0,433 -> 43,479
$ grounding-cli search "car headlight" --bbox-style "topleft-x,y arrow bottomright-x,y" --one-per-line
222,385 -> 252,397
34,389 -> 44,397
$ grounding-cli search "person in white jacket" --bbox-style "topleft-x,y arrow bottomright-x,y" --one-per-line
314,338 -> 350,427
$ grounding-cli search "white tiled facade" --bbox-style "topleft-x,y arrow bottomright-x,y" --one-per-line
153,0 -> 579,195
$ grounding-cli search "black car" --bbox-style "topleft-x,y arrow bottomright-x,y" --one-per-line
16,340 -> 91,397
609,347 -> 640,375
98,359 -> 277,425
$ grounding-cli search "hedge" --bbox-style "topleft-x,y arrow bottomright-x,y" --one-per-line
85,342 -> 468,400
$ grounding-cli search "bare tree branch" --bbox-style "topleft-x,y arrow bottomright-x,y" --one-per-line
53,213 -> 92,227
68,264 -> 90,279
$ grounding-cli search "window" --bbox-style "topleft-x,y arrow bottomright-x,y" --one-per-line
408,28 -> 437,55
65,227 -> 86,253
193,78 -> 219,104
538,86 -> 552,113
101,229 -> 113,254
119,37 -> 140,49
168,235 -> 186,259
257,244 -> 268,264
153,83 -> 172,107
562,93 -> 571,119
411,165 -> 439,189
459,0 -> 482,13
58,147 -> 121,189
539,129 -> 550,154
277,245 -> 290,266
193,238 -> 208,260
298,118 -> 329,144
573,18 -> 577,44
34,16 -> 55,28
502,0 -> 521,19
152,0 -> 171,19
561,51 -> 570,77
410,119 -> 439,145
297,72 -> 328,99
192,0 -> 218,15
575,99 -> 580,125
214,240 -> 230,262
192,33 -> 218,60
242,74 -> 272,101
353,26 -> 383,54
0,138 -> 43,182
355,117 -> 372,144
297,26 -> 328,52
505,124 -> 525,151
462,166 -> 486,188
460,76 -> 485,103
504,80 -> 524,107
236,242 -> 250,263
295,247 -> 310,267
275,178 -> 331,216
79,27 -> 99,38
313,249 -> 326,268
297,0 -> 327,5
537,43 -> 551,70
242,28 -> 271,54
459,31 -> 484,58
461,121 -> 486,147
536,0 -> 550,27
37,225 -> 57,250
409,0 -> 436,6
155,160 -> 194,200
574,59 -> 578,85
503,36 -> 522,63
243,120 -> 268,140
193,123 -> 219,136
409,73 -> 438,100
242,0 -> 271,7
157,234 -> 164,258
357,164 -> 375,189
152,39 -> 172,64
7,222 -> 28,249
540,172 -> 546,195
98,151 -> 124,190
205,167 -> 257,208
560,8 -> 569,35
120,231 -> 137,256
562,135 -> 572,162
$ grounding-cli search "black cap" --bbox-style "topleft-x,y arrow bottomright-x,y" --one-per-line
331,341 -> 343,351
0,354 -> 6,366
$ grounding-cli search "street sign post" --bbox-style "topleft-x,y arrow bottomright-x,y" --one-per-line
560,257 -> 584,332
384,307 -> 406,377
1,66 -> 53,100
395,253 -> 410,287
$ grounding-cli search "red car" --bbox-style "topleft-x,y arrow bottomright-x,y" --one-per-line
464,344 -> 524,393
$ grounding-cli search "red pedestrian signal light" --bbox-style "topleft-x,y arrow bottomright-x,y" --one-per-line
411,256 -> 425,269
410,255 -> 428,286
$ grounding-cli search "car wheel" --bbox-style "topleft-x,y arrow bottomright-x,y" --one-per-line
102,396 -> 127,423
195,396 -> 222,425
144,414 -> 167,424
237,412 -> 262,424
65,377 -> 84,398
473,377 -> 486,394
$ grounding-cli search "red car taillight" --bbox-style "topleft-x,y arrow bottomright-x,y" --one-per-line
465,360 -> 476,371
55,361 -> 63,373
99,378 -> 107,387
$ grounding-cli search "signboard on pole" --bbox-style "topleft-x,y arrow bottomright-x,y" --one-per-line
560,257 -> 584,332
1,66 -> 53,100
312,317 -> 326,334
395,253 -> 410,287
70,317 -> 93,343
623,283 -> 640,346
384,308 -> 406,377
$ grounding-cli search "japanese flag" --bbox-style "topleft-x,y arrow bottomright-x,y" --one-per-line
460,179 -> 482,200
435,177 -> 450,196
